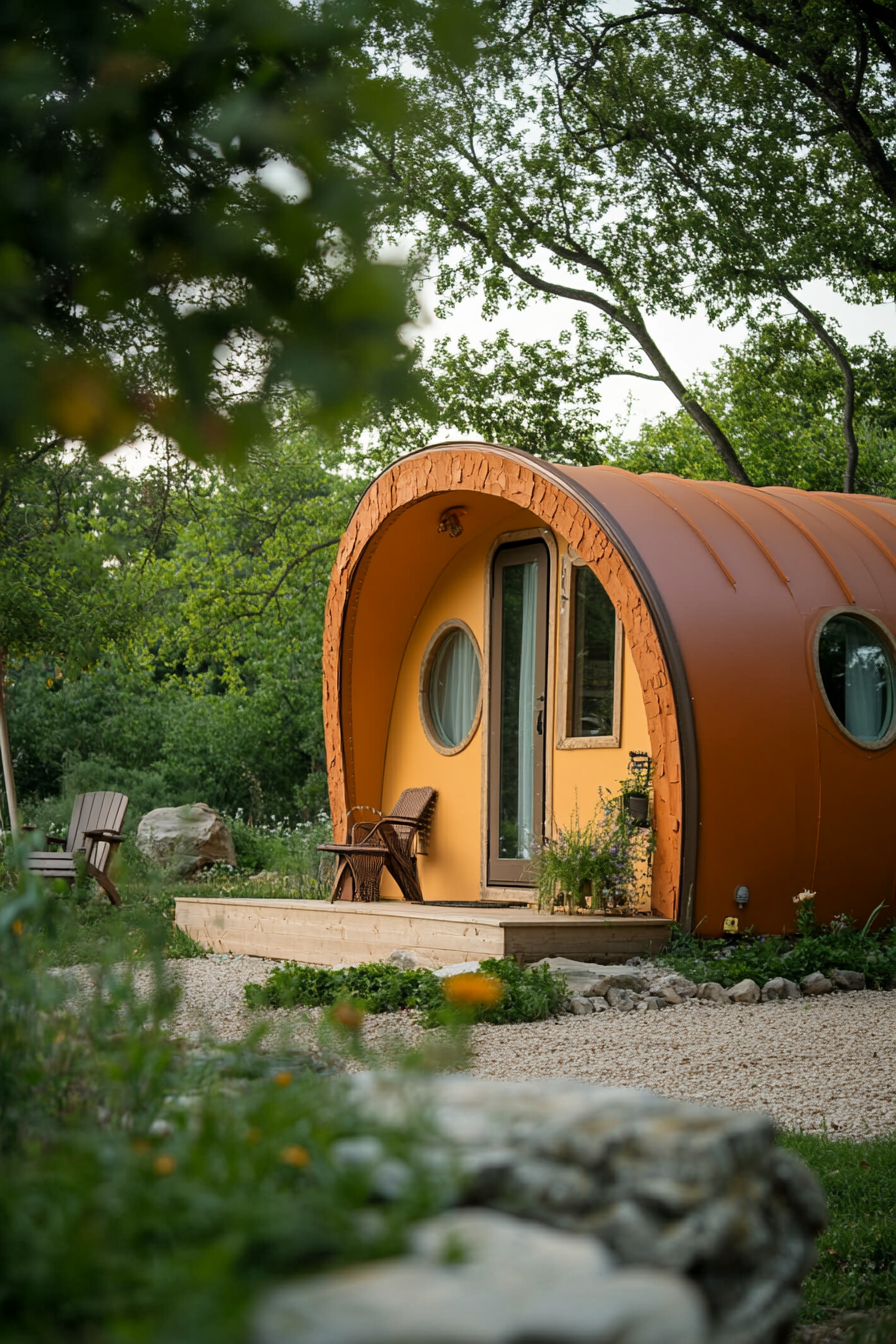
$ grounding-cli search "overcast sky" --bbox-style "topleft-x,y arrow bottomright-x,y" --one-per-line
412,274 -> 896,442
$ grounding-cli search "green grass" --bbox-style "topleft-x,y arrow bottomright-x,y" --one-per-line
779,1133 -> 896,1332
0,814 -> 338,970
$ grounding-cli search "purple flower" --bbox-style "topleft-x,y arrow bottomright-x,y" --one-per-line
609,845 -> 618,857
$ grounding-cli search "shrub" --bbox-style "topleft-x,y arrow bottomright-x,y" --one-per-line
0,857 -> 461,1343
658,901 -> 896,989
245,957 -> 569,1025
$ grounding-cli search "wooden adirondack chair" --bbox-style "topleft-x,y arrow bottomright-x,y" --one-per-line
24,792 -> 129,906
318,787 -> 437,903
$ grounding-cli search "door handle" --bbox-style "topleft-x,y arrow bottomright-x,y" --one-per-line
536,708 -> 544,735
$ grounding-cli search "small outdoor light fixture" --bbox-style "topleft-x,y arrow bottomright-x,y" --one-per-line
437,507 -> 466,538
734,885 -> 750,908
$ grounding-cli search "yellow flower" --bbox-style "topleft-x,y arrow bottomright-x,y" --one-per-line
274,1071 -> 292,1087
332,1002 -> 365,1030
443,972 -> 503,1008
11,920 -> 23,937
153,1154 -> 177,1176
280,1145 -> 310,1167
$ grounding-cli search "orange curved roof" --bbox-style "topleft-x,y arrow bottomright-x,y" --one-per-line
324,443 -> 896,932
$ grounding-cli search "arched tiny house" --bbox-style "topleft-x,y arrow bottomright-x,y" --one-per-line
323,443 -> 896,934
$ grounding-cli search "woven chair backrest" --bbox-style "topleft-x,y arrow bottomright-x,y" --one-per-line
388,787 -> 436,852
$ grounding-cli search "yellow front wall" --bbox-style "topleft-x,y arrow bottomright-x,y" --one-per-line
381,526 -> 651,900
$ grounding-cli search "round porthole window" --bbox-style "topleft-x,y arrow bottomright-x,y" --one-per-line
815,610 -> 896,747
420,621 -> 482,755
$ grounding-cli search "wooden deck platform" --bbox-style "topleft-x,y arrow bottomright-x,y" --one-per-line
174,896 -> 674,967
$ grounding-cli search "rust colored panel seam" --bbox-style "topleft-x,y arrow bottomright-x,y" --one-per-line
807,495 -> 896,575
636,475 -> 737,589
731,486 -> 855,605
686,482 -> 791,587
849,498 -> 896,535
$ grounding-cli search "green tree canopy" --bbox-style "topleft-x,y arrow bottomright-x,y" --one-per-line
350,0 -> 896,490
0,0 -> 478,465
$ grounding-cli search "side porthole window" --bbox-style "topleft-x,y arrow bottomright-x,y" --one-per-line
816,611 -> 896,746
420,621 -> 482,754
569,565 -> 618,739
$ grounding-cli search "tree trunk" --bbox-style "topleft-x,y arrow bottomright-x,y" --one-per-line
779,285 -> 860,493
0,650 -> 19,839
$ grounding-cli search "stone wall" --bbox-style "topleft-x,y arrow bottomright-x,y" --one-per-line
255,1076 -> 825,1344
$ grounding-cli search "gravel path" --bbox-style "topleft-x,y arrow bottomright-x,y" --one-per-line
59,956 -> 896,1138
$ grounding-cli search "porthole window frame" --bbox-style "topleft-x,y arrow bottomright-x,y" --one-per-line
419,619 -> 484,756
812,606 -> 896,750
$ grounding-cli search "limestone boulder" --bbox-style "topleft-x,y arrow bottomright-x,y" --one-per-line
344,1074 -> 826,1344
728,979 -> 761,1005
253,1209 -> 710,1344
801,972 -> 834,996
650,972 -> 698,999
136,803 -> 236,877
697,981 -> 731,1004
605,986 -> 638,1011
388,949 -> 424,971
761,977 -> 801,1002
832,968 -> 866,992
531,958 -> 648,997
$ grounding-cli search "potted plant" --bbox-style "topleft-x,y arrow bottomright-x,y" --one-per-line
531,789 -> 651,914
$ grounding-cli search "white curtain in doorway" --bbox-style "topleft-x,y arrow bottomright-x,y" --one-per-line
517,561 -> 538,857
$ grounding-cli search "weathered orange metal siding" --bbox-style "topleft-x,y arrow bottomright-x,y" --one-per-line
322,443 -> 896,934
554,467 -> 896,933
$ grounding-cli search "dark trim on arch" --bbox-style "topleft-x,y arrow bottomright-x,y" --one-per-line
534,461 -> 699,931
416,443 -> 700,929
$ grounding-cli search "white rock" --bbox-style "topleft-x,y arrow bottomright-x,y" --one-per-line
801,972 -> 834,996
371,1158 -> 413,1201
728,979 -> 761,1005
832,968 -> 866,992
570,996 -> 595,1015
696,982 -> 730,1004
252,1208 -> 710,1344
433,962 -> 482,979
761,977 -> 801,1002
345,1075 -> 824,1344
531,958 -> 648,997
388,949 -> 423,971
606,987 -> 637,1011
651,973 -> 698,999
330,1137 -> 384,1168
136,803 -> 236,877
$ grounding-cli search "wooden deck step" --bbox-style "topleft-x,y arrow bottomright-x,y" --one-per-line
174,897 -> 673,967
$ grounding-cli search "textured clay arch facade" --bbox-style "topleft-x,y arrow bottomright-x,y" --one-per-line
322,446 -> 684,917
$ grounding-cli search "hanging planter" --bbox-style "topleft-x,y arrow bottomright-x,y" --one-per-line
624,793 -> 650,827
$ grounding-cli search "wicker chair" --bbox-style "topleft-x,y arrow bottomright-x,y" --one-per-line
318,787 -> 437,903
24,791 -> 129,906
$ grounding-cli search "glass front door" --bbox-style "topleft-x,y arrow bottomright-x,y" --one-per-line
488,540 -> 549,885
